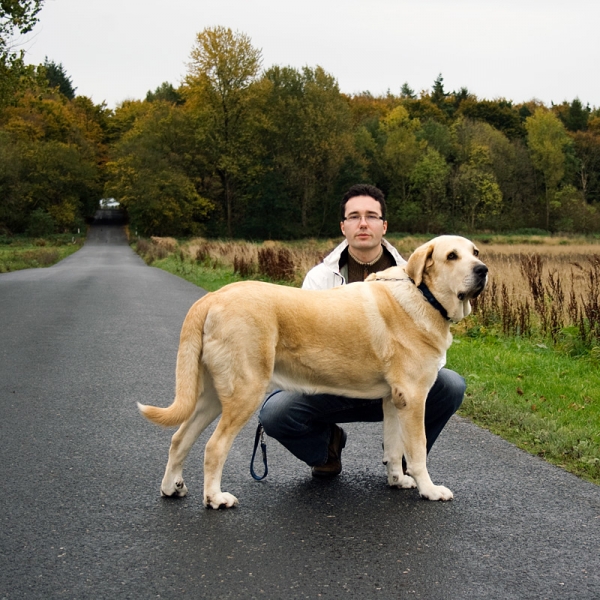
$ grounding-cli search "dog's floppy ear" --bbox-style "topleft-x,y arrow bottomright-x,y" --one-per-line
406,242 -> 434,286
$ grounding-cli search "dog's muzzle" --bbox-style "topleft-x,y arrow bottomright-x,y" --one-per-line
458,263 -> 489,300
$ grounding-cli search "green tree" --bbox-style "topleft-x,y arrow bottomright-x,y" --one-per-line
402,96 -> 446,124
348,92 -> 397,128
145,81 -> 183,105
454,119 -> 511,187
0,76 -> 107,231
454,145 -> 503,229
417,119 -> 454,159
458,98 -> 525,139
429,73 -> 460,118
106,155 -> 213,236
26,207 -> 54,236
105,99 -> 151,143
554,98 -> 590,132
380,105 -> 424,206
549,184 -> 598,232
255,65 -> 354,237
409,147 -> 450,230
42,58 -> 76,99
572,130 -> 600,204
105,102 -> 213,236
431,74 -> 447,108
184,26 -> 262,236
526,108 -> 571,229
17,138 -> 97,231
0,129 -> 24,231
451,117 -> 540,229
400,82 -> 416,99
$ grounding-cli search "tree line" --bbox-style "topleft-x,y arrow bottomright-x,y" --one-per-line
1,14 -> 600,239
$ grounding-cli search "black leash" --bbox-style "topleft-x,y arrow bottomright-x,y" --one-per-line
250,423 -> 269,480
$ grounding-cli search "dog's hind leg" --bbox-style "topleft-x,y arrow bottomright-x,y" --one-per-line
382,395 -> 416,489
161,374 -> 222,498
202,384 -> 267,509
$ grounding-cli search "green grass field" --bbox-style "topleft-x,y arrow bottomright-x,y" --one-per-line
148,254 -> 248,290
447,334 -> 599,484
0,235 -> 84,272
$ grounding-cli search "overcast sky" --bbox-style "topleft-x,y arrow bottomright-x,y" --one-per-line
22,0 -> 600,109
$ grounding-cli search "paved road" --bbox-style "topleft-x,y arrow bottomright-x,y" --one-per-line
1,223 -> 598,599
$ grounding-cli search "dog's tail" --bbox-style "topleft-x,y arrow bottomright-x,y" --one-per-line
137,296 -> 210,427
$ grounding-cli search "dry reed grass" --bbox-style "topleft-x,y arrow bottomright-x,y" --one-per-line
472,244 -> 600,349
180,237 -> 337,286
150,236 -> 178,252
136,235 -> 600,349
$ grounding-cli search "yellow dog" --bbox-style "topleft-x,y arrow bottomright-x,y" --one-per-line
139,235 -> 488,509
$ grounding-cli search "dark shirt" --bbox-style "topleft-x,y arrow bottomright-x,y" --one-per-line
340,246 -> 397,283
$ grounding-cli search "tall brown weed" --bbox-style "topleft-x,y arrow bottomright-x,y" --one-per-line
471,248 -> 600,351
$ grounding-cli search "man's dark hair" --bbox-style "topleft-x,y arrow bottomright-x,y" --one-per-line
340,184 -> 387,221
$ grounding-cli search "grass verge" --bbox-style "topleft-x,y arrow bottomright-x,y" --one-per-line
149,254 -> 248,291
448,334 -> 600,484
0,234 -> 85,273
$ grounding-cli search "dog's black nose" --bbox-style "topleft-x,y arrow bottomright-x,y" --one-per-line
474,264 -> 488,278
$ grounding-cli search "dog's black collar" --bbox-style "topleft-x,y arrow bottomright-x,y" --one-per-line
372,276 -> 451,321
416,281 -> 451,321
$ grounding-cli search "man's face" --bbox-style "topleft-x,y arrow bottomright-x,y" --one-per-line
340,195 -> 388,254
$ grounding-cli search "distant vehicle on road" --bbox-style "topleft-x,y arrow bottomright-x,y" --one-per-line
99,198 -> 120,209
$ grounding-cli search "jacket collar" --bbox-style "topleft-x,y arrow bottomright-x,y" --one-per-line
324,239 -> 406,274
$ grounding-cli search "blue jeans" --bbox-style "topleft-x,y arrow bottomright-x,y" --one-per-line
259,368 -> 466,467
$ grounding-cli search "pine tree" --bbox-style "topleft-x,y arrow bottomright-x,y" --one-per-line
42,58 -> 76,100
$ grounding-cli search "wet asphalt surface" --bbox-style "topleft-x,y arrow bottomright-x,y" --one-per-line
0,219 -> 599,599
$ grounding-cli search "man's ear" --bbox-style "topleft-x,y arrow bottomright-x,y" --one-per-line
406,243 -> 434,286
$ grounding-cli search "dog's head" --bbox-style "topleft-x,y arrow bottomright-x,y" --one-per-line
405,235 -> 488,322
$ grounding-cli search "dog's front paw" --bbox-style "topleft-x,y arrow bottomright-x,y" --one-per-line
386,463 -> 417,489
419,484 -> 453,501
161,478 -> 188,498
388,472 -> 417,489
204,492 -> 239,509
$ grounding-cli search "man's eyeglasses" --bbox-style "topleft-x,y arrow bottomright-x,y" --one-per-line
343,214 -> 384,224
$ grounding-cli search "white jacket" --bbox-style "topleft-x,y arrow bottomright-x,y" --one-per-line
302,238 -> 406,290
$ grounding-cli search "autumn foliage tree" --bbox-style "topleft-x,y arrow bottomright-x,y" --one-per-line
526,108 -> 572,229
104,101 -> 213,236
0,0 -> 43,108
2,17 -> 600,238
0,67 -> 107,233
184,26 -> 262,237
250,65 -> 354,238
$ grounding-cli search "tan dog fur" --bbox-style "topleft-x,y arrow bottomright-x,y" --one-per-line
138,235 -> 488,508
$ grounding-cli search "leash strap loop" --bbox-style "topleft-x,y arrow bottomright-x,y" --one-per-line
250,423 -> 269,481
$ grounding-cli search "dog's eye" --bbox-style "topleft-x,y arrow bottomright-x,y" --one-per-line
473,249 -> 479,257
447,252 -> 458,261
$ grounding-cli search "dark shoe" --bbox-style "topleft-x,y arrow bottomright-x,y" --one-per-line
312,425 -> 347,478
